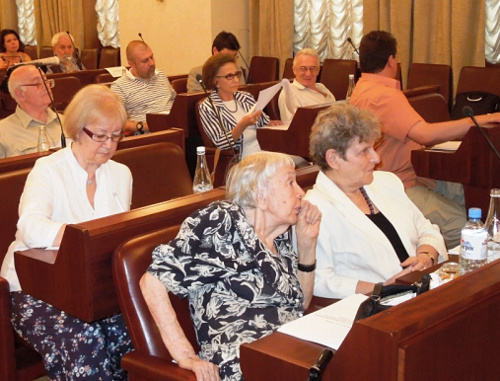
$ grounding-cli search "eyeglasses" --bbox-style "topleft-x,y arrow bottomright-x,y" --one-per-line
19,79 -> 55,90
82,127 -> 123,142
297,66 -> 319,74
216,71 -> 242,81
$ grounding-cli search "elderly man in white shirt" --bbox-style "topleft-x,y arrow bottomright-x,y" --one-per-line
278,48 -> 336,123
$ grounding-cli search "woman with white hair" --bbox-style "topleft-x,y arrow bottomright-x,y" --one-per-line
141,151 -> 322,381
1,85 -> 133,380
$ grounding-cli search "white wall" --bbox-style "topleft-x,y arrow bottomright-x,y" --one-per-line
119,0 -> 248,76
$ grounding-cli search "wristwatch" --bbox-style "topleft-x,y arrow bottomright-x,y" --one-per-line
136,121 -> 144,132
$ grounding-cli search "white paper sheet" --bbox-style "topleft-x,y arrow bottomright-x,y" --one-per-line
277,293 -> 368,350
428,141 -> 461,151
252,78 -> 290,112
105,66 -> 127,78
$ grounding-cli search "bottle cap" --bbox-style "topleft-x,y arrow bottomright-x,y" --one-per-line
348,74 -> 354,79
196,146 -> 206,154
490,188 -> 500,197
468,207 -> 482,219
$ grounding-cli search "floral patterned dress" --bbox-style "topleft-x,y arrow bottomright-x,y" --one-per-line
148,201 -> 305,380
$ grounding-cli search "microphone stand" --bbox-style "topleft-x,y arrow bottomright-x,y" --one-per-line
196,75 -> 238,161
66,31 -> 83,70
463,106 -> 500,160
228,34 -> 250,83
347,37 -> 360,56
37,67 -> 66,148
307,348 -> 334,381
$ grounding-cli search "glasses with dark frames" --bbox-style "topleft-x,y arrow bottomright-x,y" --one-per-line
215,71 -> 242,81
82,127 -> 123,142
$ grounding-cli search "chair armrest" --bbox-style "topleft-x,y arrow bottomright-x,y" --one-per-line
122,351 -> 197,381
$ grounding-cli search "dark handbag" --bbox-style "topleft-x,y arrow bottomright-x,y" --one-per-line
451,91 -> 499,120
354,273 -> 431,321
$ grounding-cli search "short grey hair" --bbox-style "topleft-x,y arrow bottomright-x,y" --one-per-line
51,32 -> 74,48
226,152 -> 294,209
63,84 -> 127,140
309,103 -> 381,170
8,65 -> 37,102
293,48 -> 320,66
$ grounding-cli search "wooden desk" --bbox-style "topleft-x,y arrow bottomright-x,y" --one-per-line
0,129 -> 184,175
240,259 -> 500,380
257,105 -> 329,159
412,124 -> 500,213
14,166 -> 320,322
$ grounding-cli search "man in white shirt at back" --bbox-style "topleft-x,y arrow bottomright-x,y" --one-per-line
278,48 -> 336,123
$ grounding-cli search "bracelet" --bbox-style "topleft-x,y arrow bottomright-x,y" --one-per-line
419,251 -> 435,266
298,261 -> 316,272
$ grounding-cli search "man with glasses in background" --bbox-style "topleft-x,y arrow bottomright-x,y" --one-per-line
278,48 -> 336,123
0,65 -> 62,158
111,40 -> 176,135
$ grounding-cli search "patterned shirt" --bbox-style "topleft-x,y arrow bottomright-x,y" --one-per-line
111,69 -> 176,122
148,201 -> 304,380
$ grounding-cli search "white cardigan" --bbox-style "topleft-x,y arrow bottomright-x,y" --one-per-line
305,171 -> 447,299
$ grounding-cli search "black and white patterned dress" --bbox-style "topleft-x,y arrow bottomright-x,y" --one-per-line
148,201 -> 305,380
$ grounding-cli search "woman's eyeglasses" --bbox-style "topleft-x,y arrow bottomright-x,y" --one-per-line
216,71 -> 242,81
82,127 -> 123,142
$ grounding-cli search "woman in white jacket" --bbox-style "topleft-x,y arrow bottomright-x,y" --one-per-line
306,103 -> 447,299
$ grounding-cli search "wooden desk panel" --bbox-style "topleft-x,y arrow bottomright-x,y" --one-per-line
257,106 -> 328,159
241,260 -> 500,380
412,124 -> 500,213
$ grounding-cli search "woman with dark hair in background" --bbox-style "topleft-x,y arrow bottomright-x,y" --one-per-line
0,29 -> 31,69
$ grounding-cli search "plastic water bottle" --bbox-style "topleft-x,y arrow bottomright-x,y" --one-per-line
460,207 -> 488,272
345,74 -> 355,101
37,125 -> 50,152
485,188 -> 500,263
192,146 -> 213,193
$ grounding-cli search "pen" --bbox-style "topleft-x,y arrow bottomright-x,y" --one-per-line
113,192 -> 125,212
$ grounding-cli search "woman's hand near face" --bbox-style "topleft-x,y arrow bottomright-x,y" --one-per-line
295,200 -> 321,263
178,356 -> 221,381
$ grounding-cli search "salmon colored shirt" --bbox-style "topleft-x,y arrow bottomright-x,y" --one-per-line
350,73 -> 434,189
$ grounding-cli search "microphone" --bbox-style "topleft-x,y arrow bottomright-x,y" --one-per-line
196,74 -> 238,160
65,31 -> 84,70
347,37 -> 360,55
138,33 -> 145,42
307,348 -> 334,380
463,106 -> 500,160
11,56 -> 60,69
36,67 -> 66,148
228,34 -> 250,83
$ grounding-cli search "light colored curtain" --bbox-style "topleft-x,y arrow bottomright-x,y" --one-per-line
17,0 -> 36,45
294,0 -> 363,62
486,0 -> 500,63
95,0 -> 119,47
364,0 -> 485,92
33,0 -> 84,49
0,0 -> 18,30
249,0 -> 294,75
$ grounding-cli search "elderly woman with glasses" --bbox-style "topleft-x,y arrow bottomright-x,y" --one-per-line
306,103 -> 447,300
199,54 -> 281,160
1,84 -> 133,380
141,151 -> 321,381
278,48 -> 336,124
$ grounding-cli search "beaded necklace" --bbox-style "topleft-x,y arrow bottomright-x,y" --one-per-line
359,187 -> 375,215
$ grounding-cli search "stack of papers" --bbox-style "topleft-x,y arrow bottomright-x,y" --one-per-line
278,293 -> 368,350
